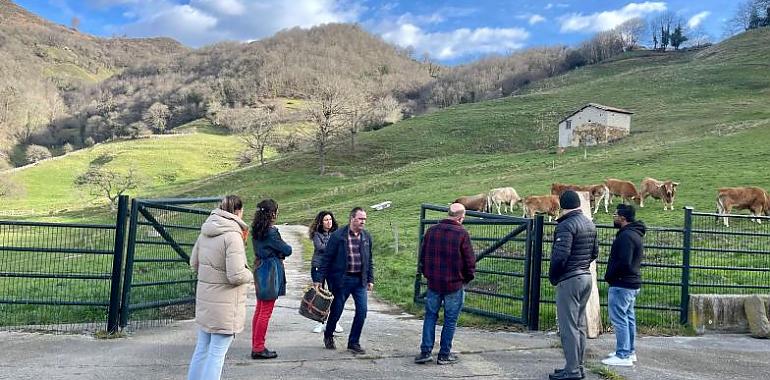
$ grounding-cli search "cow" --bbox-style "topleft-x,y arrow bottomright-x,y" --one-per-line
716,186 -> 770,227
454,193 -> 488,212
550,182 -> 610,214
522,195 -> 560,222
486,187 -> 521,214
605,179 -> 641,205
639,177 -> 679,210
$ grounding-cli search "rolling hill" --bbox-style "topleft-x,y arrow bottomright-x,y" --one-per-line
172,28 -> 770,309
3,26 -> 770,312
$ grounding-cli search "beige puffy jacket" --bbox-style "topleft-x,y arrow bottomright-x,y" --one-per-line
190,209 -> 253,335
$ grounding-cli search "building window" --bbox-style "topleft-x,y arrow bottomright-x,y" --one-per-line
566,120 -> 571,129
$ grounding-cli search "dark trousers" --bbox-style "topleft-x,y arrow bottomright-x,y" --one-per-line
324,274 -> 368,346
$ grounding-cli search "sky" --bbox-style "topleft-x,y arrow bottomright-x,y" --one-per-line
15,0 -> 741,64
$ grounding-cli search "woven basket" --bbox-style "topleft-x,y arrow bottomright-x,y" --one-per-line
299,286 -> 334,322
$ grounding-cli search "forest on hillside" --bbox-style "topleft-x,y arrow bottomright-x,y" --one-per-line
1,0 -> 767,172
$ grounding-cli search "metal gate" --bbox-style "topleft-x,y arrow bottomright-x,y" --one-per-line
120,197 -> 220,329
414,204 -> 544,329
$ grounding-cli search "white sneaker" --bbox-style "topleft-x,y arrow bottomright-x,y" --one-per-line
602,355 -> 634,367
312,323 -> 324,333
607,352 -> 637,362
335,323 -> 344,333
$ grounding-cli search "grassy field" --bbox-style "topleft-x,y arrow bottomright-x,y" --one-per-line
171,29 -> 770,327
3,29 -> 770,329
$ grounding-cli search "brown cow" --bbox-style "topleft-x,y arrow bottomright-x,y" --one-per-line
716,186 -> 770,227
522,195 -> 560,222
605,179 -> 641,205
550,182 -> 610,214
487,187 -> 521,214
454,193 -> 487,212
639,177 -> 679,210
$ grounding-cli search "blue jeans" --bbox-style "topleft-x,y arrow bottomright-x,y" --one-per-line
188,328 -> 234,380
324,274 -> 368,346
420,288 -> 464,356
608,286 -> 640,359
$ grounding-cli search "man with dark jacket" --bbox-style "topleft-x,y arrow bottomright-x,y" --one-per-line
549,190 -> 598,380
602,204 -> 645,367
414,203 -> 476,365
315,207 -> 374,355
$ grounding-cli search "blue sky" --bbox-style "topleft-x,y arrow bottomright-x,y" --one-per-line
17,1 -> 739,64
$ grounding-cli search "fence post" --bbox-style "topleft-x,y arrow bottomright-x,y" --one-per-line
107,195 -> 129,334
528,215 -> 544,330
414,205 -> 427,303
119,199 -> 141,328
680,207 -> 693,325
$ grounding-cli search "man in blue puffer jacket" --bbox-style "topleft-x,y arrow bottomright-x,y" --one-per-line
549,190 -> 599,380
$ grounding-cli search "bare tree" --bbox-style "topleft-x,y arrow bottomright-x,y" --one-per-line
74,167 -> 138,209
614,18 -> 647,51
306,80 -> 351,175
422,52 -> 441,78
233,107 -> 278,166
144,102 -> 171,133
71,16 -> 80,31
346,94 -> 375,153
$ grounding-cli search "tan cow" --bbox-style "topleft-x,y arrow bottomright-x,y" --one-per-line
550,182 -> 610,214
454,193 -> 488,212
605,179 -> 641,205
716,186 -> 770,227
639,177 -> 679,210
522,195 -> 560,222
487,187 -> 521,214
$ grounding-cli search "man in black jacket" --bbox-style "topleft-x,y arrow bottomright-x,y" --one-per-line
549,191 -> 598,380
602,204 -> 645,367
315,207 -> 374,355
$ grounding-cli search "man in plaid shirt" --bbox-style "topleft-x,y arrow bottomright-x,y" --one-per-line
415,203 -> 476,365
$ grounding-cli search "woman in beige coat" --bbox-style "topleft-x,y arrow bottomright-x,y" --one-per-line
187,195 -> 252,380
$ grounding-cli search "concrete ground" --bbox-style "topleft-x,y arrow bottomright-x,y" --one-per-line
0,225 -> 768,380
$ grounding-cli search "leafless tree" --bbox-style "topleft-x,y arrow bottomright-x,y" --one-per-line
144,102 -> 171,133
614,18 -> 647,51
75,167 -> 138,209
230,107 -> 278,166
306,80 -> 351,175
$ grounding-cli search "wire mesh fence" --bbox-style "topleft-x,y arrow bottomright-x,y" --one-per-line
417,205 -> 770,331
415,205 -> 534,325
0,199 -> 125,334
120,198 -> 220,331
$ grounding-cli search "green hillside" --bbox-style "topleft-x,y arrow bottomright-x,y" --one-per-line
4,29 -> 770,316
173,29 -> 770,311
0,120 -> 246,218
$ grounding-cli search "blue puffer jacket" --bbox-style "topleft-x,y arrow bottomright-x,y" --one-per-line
548,210 -> 599,285
253,226 -> 293,300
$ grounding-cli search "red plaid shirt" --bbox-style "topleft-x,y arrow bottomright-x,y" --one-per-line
420,219 -> 476,294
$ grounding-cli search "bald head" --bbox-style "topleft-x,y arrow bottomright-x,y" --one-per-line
448,203 -> 466,220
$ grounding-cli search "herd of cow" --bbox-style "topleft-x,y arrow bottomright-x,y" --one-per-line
453,178 -> 770,227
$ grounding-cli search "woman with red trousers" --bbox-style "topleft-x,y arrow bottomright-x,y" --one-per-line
250,199 -> 292,359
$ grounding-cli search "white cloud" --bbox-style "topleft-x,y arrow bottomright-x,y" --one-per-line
108,0 -> 362,46
559,1 -> 667,33
381,23 -> 529,60
529,14 -> 546,25
687,11 -> 710,29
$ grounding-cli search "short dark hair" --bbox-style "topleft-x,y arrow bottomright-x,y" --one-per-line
349,207 -> 365,220
616,204 -> 636,222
